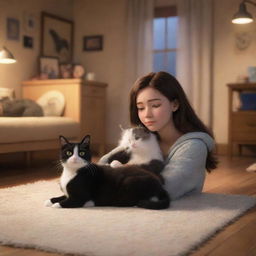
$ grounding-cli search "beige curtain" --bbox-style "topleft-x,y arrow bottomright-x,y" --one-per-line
121,0 -> 154,126
176,0 -> 213,127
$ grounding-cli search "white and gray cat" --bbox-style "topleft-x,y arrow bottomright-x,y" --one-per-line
45,127 -> 169,209
99,126 -> 163,169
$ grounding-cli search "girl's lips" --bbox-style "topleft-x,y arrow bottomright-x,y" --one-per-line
145,121 -> 155,126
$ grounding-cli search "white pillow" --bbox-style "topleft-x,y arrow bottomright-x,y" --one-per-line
36,90 -> 65,116
0,87 -> 14,100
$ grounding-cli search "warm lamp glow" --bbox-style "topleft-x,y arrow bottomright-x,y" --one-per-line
232,17 -> 253,24
0,47 -> 16,64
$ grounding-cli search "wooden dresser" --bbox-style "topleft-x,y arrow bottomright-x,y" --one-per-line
227,83 -> 256,157
22,79 -> 107,155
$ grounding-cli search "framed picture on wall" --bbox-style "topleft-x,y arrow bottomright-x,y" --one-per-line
83,35 -> 103,51
39,56 -> 59,79
40,12 -> 73,63
7,18 -> 20,40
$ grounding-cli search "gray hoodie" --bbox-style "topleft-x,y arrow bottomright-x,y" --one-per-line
163,132 -> 215,200
99,132 -> 215,201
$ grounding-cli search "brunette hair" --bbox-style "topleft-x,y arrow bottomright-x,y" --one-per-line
129,71 -> 217,172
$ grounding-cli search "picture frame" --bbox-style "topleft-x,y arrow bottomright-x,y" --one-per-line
60,64 -> 73,78
39,56 -> 59,79
40,12 -> 73,63
83,35 -> 103,51
7,18 -> 20,40
23,35 -> 33,49
23,12 -> 36,33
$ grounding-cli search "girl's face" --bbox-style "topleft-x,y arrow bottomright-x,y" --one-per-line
136,87 -> 178,132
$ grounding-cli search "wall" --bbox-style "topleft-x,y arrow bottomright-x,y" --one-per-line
73,0 -> 127,146
213,0 -> 256,147
0,0 -> 73,98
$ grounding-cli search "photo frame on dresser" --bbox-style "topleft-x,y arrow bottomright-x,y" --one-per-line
40,12 -> 73,63
39,56 -> 59,79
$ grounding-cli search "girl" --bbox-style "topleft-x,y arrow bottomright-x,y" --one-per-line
99,71 -> 217,200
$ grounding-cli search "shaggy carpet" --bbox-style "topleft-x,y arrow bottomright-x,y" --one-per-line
0,180 -> 255,256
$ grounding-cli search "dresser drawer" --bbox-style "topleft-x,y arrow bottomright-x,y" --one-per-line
232,113 -> 256,141
83,86 -> 104,97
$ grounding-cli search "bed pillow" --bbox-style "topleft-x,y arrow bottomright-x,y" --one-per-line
36,90 -> 65,116
0,87 -> 14,100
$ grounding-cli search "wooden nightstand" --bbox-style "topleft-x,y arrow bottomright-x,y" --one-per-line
227,83 -> 256,157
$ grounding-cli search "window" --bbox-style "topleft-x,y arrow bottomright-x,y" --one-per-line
153,6 -> 178,76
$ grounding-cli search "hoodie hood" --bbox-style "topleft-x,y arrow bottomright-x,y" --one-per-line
167,132 -> 215,159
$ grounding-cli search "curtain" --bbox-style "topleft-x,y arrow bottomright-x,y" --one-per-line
121,0 -> 154,126
176,0 -> 213,127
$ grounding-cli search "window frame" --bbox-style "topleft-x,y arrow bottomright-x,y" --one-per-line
153,6 -> 178,74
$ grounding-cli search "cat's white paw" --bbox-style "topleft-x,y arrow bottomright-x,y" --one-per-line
52,203 -> 62,208
150,196 -> 159,202
83,200 -> 95,207
44,199 -> 53,207
246,163 -> 256,172
110,160 -> 123,168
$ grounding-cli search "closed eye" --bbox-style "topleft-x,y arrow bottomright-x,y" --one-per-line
152,104 -> 161,108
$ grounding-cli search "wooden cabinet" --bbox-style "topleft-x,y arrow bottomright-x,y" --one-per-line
81,81 -> 107,155
227,83 -> 256,156
22,79 -> 107,156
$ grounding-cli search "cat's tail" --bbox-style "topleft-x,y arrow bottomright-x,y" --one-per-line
137,189 -> 170,210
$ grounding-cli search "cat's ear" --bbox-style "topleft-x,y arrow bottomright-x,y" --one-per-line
80,135 -> 90,146
59,135 -> 69,147
119,124 -> 124,131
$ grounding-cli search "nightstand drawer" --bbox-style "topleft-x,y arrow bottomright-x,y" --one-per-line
232,114 -> 256,132
83,86 -> 104,97
232,113 -> 256,141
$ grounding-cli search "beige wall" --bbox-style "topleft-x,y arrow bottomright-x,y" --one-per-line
213,0 -> 256,145
0,0 -> 73,98
73,0 -> 127,145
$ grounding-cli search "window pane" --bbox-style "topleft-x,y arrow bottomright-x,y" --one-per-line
167,17 -> 178,49
153,18 -> 165,50
153,52 -> 165,71
167,51 -> 176,76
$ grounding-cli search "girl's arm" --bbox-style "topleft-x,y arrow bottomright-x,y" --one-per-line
162,139 -> 208,200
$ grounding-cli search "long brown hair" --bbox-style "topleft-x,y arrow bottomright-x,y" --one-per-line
129,71 -> 217,172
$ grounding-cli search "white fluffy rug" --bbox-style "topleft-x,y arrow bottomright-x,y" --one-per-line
0,180 -> 255,256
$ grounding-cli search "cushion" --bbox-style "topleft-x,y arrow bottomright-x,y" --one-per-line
0,117 -> 79,143
36,90 -> 65,116
0,87 -> 14,100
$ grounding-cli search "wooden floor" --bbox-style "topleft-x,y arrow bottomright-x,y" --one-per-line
0,156 -> 256,256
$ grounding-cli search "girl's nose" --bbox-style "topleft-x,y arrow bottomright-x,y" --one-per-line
145,107 -> 153,118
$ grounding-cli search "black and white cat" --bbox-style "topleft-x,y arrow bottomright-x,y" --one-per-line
45,133 -> 170,210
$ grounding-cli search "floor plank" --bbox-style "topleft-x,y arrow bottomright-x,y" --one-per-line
0,155 -> 256,256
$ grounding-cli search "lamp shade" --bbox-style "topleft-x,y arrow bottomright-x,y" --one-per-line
0,47 -> 16,64
232,2 -> 253,24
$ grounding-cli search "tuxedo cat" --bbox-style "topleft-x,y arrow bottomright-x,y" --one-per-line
45,135 -> 170,210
